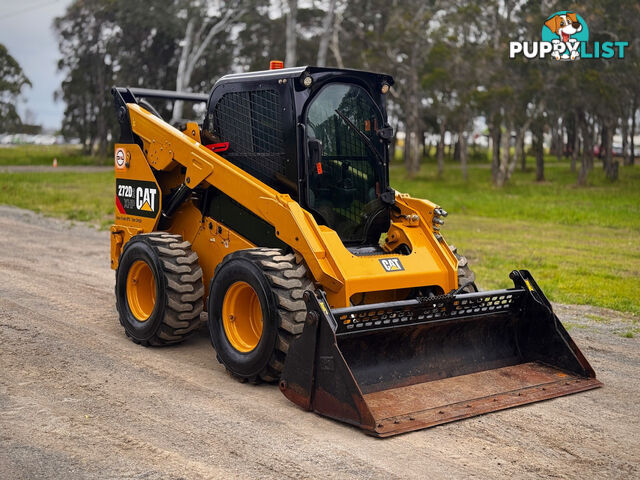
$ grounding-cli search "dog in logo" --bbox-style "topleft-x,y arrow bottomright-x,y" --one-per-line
545,12 -> 583,60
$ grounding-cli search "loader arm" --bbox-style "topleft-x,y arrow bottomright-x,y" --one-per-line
117,100 -> 346,292
111,89 -> 459,306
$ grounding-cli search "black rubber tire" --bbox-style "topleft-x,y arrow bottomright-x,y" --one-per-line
115,232 -> 204,346
450,245 -> 478,293
208,248 -> 313,383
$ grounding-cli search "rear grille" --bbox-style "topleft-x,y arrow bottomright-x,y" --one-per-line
213,89 -> 286,183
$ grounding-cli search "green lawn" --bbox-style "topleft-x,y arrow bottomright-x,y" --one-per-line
0,145 -> 108,166
391,160 -> 640,315
0,151 -> 638,316
391,159 -> 640,230
0,171 -> 114,228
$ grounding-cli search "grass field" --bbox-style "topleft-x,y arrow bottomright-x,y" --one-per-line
0,145 -> 638,316
0,171 -> 114,229
0,145 -> 108,166
391,160 -> 640,316
391,158 -> 640,229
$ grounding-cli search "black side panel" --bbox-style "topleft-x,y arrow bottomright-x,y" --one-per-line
203,186 -> 288,250
206,82 -> 298,199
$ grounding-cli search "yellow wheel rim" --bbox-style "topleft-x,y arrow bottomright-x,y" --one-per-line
222,281 -> 263,352
126,260 -> 156,321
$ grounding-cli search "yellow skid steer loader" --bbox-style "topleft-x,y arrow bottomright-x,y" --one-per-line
110,64 -> 601,436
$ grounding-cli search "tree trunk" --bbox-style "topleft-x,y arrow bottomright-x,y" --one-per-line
172,10 -> 239,123
495,120 -> 510,187
520,130 -> 526,171
601,123 -> 609,171
549,122 -> 557,157
285,0 -> 298,67
604,121 -> 618,181
410,127 -> 422,177
403,125 -> 411,172
173,18 -> 195,122
329,8 -> 344,68
453,135 -> 460,162
82,93 -> 91,155
316,0 -> 336,66
622,114 -> 630,166
423,132 -> 428,158
404,60 -> 421,177
631,97 -> 637,166
571,134 -> 580,173
592,122 -> 601,169
94,44 -> 107,158
510,127 -> 524,180
490,123 -> 501,184
534,121 -> 544,182
459,129 -> 468,181
556,121 -> 563,162
570,111 -> 578,172
549,119 -> 564,162
437,121 -> 446,177
578,114 -> 593,186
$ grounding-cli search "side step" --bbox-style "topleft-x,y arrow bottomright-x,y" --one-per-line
279,270 -> 602,437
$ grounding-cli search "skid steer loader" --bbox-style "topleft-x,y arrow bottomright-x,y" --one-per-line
110,64 -> 601,436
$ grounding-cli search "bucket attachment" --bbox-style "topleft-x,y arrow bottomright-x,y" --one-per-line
279,270 -> 602,437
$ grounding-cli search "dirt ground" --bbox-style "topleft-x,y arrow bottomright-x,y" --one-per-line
1,205 -> 638,480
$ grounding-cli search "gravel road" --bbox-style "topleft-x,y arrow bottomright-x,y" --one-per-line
1,205 -> 638,479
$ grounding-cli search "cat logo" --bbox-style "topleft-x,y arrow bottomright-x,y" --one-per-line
136,187 -> 156,212
379,258 -> 405,272
115,179 -> 159,219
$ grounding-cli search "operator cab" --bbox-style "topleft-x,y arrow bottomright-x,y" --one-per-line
202,65 -> 395,248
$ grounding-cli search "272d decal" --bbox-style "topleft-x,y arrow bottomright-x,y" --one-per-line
116,179 -> 159,218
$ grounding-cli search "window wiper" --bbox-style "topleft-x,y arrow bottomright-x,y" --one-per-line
334,109 -> 385,167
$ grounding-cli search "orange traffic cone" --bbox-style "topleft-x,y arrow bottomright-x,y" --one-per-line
53,158 -> 58,168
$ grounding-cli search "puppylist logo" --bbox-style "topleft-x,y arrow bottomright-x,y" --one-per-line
510,10 -> 628,61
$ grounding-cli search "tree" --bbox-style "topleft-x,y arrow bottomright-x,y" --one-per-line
363,1 -> 443,177
0,44 -> 31,132
54,0 -> 117,155
316,0 -> 337,67
54,0 -> 235,152
423,45 -> 455,178
285,0 -> 298,67
51,0 -> 639,180
329,2 -> 344,68
171,1 -> 246,122
422,1 -> 484,179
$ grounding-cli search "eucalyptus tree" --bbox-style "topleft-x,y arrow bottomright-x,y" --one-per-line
0,44 -> 31,132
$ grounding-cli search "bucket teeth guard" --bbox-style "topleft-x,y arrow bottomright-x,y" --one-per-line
279,270 -> 602,437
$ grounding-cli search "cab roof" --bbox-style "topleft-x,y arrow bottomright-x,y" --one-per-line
215,66 -> 394,88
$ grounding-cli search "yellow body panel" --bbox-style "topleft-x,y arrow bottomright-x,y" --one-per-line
110,104 -> 458,308
168,202 -> 255,301
110,143 -> 162,269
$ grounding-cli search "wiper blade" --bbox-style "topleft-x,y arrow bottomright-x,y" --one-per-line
334,109 -> 385,166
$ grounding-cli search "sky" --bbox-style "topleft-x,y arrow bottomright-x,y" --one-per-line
0,0 -> 73,130
0,0 -> 299,131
